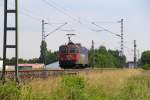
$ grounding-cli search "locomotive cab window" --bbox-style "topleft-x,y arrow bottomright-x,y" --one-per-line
69,47 -> 79,53
59,47 -> 67,53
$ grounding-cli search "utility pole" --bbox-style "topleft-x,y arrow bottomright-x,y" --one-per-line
91,40 -> 95,68
134,40 -> 137,68
42,20 -> 48,42
1,0 -> 19,83
41,20 -> 48,68
120,19 -> 124,56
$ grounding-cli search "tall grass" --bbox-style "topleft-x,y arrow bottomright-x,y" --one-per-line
0,69 -> 150,100
0,82 -> 20,100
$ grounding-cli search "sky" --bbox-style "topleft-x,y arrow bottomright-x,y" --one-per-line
0,0 -> 150,61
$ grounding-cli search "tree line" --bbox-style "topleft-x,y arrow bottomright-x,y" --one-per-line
140,50 -> 150,69
39,41 -> 58,65
0,41 -> 58,65
0,40 -> 150,68
89,46 -> 126,68
0,52 -> 57,65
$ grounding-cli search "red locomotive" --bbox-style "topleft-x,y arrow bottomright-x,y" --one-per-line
58,34 -> 89,69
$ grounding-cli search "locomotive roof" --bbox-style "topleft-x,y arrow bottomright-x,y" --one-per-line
60,42 -> 81,48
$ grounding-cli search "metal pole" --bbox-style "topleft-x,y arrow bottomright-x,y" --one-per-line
120,19 -> 124,56
1,0 -> 19,83
15,0 -> 19,83
42,20 -> 48,41
41,20 -> 45,67
134,40 -> 137,68
41,20 -> 48,68
91,40 -> 95,68
1,0 -> 7,82
42,20 -> 45,41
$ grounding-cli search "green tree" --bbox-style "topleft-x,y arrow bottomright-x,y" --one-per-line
98,45 -> 107,54
28,58 -> 39,63
39,41 -> 48,64
141,50 -> 150,65
89,46 -> 126,68
19,58 -> 29,63
108,50 -> 126,67
45,50 -> 58,64
89,46 -> 114,68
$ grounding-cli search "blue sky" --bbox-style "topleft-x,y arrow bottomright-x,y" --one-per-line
0,0 -> 150,61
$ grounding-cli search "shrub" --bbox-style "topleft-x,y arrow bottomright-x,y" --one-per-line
0,82 -> 20,100
142,64 -> 150,70
51,75 -> 87,100
117,76 -> 150,100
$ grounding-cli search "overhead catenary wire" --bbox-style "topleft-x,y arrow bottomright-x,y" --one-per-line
44,22 -> 68,38
60,29 -> 76,32
48,0 -> 71,13
19,7 -> 67,25
2,2 -> 47,22
19,8 -> 46,21
42,0 -> 79,23
92,22 -> 121,37
1,0 -> 124,42
47,0 -> 83,24
93,20 -> 127,24
40,0 -> 99,33
41,0 -> 95,32
20,11 -> 43,21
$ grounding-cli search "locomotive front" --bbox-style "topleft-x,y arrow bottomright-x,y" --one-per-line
59,43 -> 80,68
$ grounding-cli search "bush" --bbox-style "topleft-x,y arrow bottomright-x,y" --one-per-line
142,64 -> 150,70
0,82 -> 20,100
117,76 -> 150,100
0,82 -> 35,100
51,75 -> 87,100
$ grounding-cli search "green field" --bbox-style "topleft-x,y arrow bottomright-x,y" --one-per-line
0,69 -> 150,100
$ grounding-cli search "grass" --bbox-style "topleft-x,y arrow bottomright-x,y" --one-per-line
0,69 -> 150,100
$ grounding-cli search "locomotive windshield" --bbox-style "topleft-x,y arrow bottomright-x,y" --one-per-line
69,47 -> 79,53
59,46 -> 67,53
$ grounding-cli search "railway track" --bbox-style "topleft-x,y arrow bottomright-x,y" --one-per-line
0,68 -> 122,79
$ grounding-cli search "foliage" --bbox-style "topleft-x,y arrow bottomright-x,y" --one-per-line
39,41 -> 48,64
0,82 -> 20,100
117,75 -> 150,100
142,64 -> 150,70
51,75 -> 86,100
4,57 -> 39,64
141,50 -> 150,65
108,50 -> 126,67
2,41 -> 57,65
89,46 -> 126,68
45,51 -> 58,65
39,40 -> 58,65
1,70 -> 150,100
27,58 -> 39,63
20,85 -> 34,100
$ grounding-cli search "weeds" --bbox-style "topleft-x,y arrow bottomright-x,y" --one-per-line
51,75 -> 86,100
0,69 -> 150,100
0,82 -> 20,100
